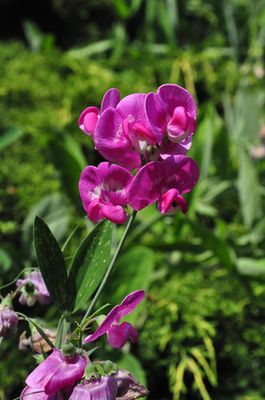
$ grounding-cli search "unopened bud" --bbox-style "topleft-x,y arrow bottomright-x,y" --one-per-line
85,363 -> 100,379
62,343 -> 76,357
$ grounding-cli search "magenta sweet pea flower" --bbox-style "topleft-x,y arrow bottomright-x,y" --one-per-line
83,290 -> 145,348
79,88 -> 120,138
145,84 -> 197,156
128,155 -> 199,214
79,162 -> 133,224
69,376 -> 118,400
0,306 -> 19,337
94,93 -> 156,170
16,271 -> 50,306
25,349 -> 87,395
21,386 -> 73,400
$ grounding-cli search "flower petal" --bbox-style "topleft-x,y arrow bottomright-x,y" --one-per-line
102,204 -> 128,224
94,108 -> 140,170
117,93 -> 147,122
97,162 -> 133,206
86,199 -> 104,222
158,84 -> 197,119
145,92 -> 168,143
79,165 -> 102,209
78,106 -> 99,137
26,349 -> 63,390
45,354 -> 87,395
128,155 -> 199,210
69,377 -> 117,400
83,290 -> 145,344
101,88 -> 121,112
157,188 -> 188,214
107,322 -> 139,348
21,386 -> 52,400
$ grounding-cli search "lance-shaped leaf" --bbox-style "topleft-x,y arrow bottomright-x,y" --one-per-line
68,220 -> 113,312
34,216 -> 68,311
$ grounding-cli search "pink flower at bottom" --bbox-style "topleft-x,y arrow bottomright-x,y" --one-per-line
69,376 -> 117,400
79,162 -> 133,224
128,155 -> 199,214
83,290 -> 145,348
25,349 -> 87,395
21,386 -> 73,400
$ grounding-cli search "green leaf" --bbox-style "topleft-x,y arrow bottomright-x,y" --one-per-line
34,216 -> 68,311
238,150 -> 262,228
236,258 -> 265,277
186,218 -> 235,268
108,246 -> 154,304
0,248 -> 12,272
117,353 -> 147,386
103,246 -> 154,324
0,126 -> 23,151
68,220 -> 113,312
22,193 -> 70,258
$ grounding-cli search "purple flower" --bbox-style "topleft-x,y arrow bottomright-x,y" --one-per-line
16,271 -> 50,306
86,84 -> 197,170
21,386 -> 72,400
83,290 -> 145,348
79,162 -> 133,224
69,376 -> 118,400
0,307 -> 19,337
25,348 -> 87,395
145,84 -> 197,157
78,88 -> 120,138
94,93 -> 155,170
128,155 -> 199,214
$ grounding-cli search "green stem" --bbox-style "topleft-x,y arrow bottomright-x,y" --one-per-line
82,211 -> 137,323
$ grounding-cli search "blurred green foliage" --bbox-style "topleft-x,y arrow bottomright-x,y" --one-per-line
0,0 -> 265,398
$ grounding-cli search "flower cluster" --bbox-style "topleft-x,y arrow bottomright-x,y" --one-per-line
79,84 -> 199,223
21,291 -> 148,399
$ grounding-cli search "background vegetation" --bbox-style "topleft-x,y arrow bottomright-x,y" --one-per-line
0,0 -> 264,399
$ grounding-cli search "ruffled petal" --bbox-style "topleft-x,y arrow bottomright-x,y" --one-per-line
26,349 -> 63,390
158,84 -> 197,119
101,88 -> 121,112
159,137 -> 192,158
45,354 -> 87,395
157,188 -> 188,214
94,108 -> 140,169
128,160 -> 164,210
79,165 -> 102,210
95,108 -> 130,151
145,92 -> 168,143
128,155 -> 199,210
69,377 -> 117,400
83,290 -> 145,344
102,204 -> 128,224
97,163 -> 133,205
86,199 -> 104,222
107,322 -> 139,348
78,106 -> 99,137
117,93 -> 147,122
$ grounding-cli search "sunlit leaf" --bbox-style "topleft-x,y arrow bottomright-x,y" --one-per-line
68,220 -> 113,312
